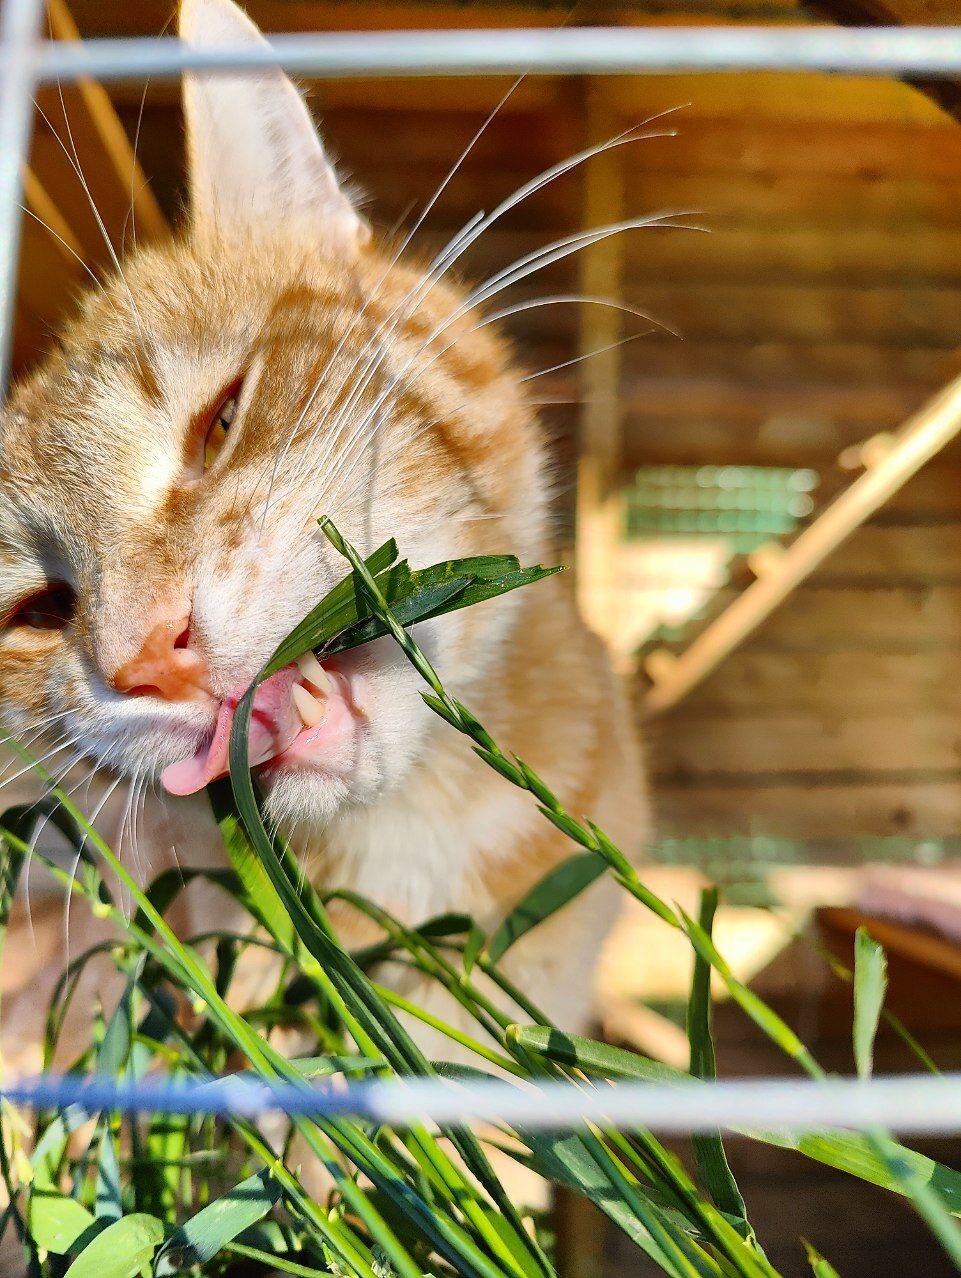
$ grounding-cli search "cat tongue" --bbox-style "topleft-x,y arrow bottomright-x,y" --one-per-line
161,666 -> 301,797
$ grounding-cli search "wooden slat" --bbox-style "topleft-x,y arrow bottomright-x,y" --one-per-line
651,709 -> 961,774
620,374 -> 930,426
662,648 -> 961,714
691,582 -> 961,648
805,522 -> 961,581
621,414 -> 940,469
574,83 -> 626,647
623,170 -> 961,230
21,165 -> 85,266
653,777 -> 961,837
628,115 -> 961,180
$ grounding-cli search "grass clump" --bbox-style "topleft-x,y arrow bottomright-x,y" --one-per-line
0,520 -> 960,1277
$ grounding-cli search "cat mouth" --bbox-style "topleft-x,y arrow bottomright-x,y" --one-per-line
160,652 -> 361,797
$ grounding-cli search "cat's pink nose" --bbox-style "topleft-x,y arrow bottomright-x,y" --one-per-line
112,614 -> 213,703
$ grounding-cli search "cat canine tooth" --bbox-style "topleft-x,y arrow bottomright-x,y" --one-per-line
292,683 -> 327,728
296,651 -> 332,694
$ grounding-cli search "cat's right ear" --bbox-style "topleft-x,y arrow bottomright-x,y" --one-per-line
179,0 -> 367,251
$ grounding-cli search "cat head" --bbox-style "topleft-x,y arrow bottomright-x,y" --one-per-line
0,0 -> 546,831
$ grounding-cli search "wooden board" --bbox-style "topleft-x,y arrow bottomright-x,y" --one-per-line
666,648 -> 961,714
650,709 -> 961,774
653,776 -> 961,837
684,582 -> 961,649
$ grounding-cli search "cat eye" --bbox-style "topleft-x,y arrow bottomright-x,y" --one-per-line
6,583 -> 75,633
202,381 -> 242,470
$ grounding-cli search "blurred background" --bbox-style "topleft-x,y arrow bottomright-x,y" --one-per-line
13,1 -> 961,1272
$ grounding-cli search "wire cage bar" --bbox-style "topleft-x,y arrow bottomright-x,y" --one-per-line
12,26 -> 961,83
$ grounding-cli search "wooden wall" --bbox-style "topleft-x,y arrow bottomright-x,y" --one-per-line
625,81 -> 961,844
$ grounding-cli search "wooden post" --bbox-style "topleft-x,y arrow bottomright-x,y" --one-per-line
574,80 -> 626,660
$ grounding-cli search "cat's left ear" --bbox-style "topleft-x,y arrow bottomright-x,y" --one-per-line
179,0 -> 367,250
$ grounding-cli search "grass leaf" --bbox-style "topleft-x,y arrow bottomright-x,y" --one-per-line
686,890 -> 753,1240
154,1168 -> 281,1274
63,1213 -> 163,1278
852,927 -> 887,1081
484,852 -> 607,964
28,1192 -> 96,1256
802,1240 -> 841,1277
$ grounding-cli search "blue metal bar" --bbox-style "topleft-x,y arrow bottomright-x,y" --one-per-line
6,1068 -> 961,1134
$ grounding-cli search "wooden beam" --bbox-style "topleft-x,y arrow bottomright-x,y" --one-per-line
43,0 -> 167,243
574,80 -> 626,656
644,368 -> 961,713
21,163 -> 84,264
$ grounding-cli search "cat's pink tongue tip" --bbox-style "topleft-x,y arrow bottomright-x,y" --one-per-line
161,666 -> 301,797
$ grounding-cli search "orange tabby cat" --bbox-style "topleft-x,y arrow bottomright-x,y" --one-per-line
0,0 -> 646,1063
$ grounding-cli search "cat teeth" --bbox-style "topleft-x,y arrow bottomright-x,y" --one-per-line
295,651 -> 332,694
292,682 -> 328,728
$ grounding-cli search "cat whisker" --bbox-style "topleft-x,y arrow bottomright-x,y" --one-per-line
257,78 -> 526,528
287,132 -> 690,514
19,747 -> 88,944
0,733 -> 82,797
317,258 -> 682,518
517,333 -> 646,384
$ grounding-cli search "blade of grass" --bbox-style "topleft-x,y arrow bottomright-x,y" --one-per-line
852,928 -> 887,1083
851,928 -> 961,1271
686,890 -> 754,1244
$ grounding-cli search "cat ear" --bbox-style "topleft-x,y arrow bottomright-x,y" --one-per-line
179,0 -> 367,249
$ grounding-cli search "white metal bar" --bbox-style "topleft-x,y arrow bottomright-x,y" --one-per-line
644,369 -> 961,714
10,27 -> 961,84
7,1068 -> 961,1135
0,0 -> 44,393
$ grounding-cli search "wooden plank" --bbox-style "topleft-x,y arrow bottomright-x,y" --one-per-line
619,373 -> 931,426
30,92 -> 135,264
620,224 -> 961,286
824,908 -> 961,982
809,522 -> 961,581
623,170 -> 961,231
692,582 -> 961,649
626,115 -> 961,180
496,280 -> 961,346
621,414 -> 938,469
666,648 -> 961,715
574,82 -> 626,648
16,212 -> 85,328
818,463 -> 961,517
652,777 -> 961,838
608,281 -> 961,346
621,336 -> 953,386
650,709 -> 961,774
21,165 -> 85,266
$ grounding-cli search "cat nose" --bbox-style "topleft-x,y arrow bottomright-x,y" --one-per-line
112,613 -> 213,703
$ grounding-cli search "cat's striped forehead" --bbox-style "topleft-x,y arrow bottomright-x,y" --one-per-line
4,230 -> 531,527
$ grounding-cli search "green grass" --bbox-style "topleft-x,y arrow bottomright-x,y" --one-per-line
1,519 -> 960,1277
